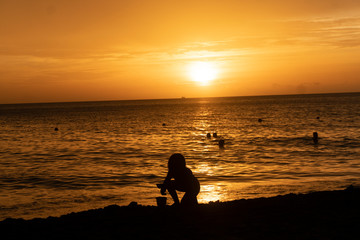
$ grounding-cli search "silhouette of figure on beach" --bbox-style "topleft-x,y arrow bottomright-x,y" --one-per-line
159,154 -> 200,207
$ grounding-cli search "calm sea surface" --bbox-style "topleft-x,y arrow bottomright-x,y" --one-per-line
1,93 -> 360,220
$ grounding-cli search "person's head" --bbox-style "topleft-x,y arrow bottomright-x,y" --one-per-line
168,153 -> 186,170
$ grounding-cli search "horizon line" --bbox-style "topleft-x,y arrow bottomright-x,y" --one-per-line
1,91 -> 359,106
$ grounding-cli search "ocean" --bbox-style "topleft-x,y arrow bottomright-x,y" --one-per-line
1,93 -> 360,220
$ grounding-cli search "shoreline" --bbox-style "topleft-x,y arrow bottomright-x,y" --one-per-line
1,187 -> 360,239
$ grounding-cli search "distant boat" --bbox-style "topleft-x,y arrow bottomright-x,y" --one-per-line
181,96 -> 186,99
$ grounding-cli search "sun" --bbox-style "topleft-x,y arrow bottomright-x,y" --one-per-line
188,61 -> 218,86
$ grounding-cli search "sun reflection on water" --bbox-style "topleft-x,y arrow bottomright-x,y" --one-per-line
198,184 -> 224,203
195,162 -> 215,175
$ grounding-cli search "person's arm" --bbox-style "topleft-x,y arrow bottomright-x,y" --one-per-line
161,170 -> 173,195
163,171 -> 172,184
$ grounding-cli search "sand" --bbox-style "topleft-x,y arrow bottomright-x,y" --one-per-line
1,187 -> 360,240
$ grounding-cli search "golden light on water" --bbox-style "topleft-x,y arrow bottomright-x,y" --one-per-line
188,61 -> 219,86
198,184 -> 223,203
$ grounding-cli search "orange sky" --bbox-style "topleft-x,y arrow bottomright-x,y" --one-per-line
1,0 -> 360,103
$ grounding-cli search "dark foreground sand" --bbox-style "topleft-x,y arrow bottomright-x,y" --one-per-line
1,187 -> 360,240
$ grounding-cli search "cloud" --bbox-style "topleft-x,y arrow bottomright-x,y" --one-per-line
261,17 -> 360,48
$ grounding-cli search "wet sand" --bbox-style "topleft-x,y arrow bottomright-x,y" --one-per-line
1,187 -> 359,239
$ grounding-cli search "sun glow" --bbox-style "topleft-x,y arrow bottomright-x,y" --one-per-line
188,61 -> 218,86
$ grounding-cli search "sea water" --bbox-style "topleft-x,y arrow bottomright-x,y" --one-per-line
0,93 -> 360,219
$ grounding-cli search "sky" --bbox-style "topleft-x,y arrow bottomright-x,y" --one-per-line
1,0 -> 360,103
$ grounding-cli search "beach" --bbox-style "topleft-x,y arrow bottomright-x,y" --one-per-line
2,1 -> 360,238
1,187 -> 359,240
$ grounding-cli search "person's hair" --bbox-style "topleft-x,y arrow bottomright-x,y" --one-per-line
168,153 -> 186,170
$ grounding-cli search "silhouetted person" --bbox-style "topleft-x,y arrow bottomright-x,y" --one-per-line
313,132 -> 318,144
206,133 -> 211,138
213,133 -> 218,138
219,139 -> 225,149
160,154 -> 200,207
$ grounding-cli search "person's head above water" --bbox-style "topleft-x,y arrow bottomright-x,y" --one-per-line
168,153 -> 186,170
